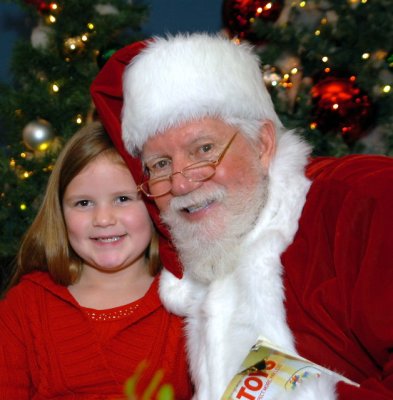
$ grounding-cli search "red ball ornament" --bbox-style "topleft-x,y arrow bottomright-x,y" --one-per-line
222,0 -> 284,42
24,0 -> 53,15
310,75 -> 375,144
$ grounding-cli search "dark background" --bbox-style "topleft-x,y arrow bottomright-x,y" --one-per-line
0,1 -> 223,84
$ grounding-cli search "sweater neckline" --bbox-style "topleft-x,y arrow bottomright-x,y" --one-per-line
23,271 -> 162,319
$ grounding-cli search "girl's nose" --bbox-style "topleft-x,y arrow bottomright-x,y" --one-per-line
93,205 -> 116,227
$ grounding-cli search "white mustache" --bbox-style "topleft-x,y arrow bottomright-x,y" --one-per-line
168,186 -> 227,212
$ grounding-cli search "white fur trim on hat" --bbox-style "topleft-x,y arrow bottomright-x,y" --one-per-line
122,32 -> 283,155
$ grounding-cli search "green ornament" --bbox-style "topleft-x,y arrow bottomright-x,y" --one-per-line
97,47 -> 118,69
386,51 -> 393,70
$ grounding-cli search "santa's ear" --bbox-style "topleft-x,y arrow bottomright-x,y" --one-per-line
258,120 -> 276,173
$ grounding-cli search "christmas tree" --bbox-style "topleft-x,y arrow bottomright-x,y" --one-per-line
222,0 -> 393,156
0,0 -> 149,287
1,0 -> 393,288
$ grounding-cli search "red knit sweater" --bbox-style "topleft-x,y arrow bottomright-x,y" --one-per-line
0,271 -> 193,399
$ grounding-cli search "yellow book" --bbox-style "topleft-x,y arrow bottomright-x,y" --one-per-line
221,337 -> 359,400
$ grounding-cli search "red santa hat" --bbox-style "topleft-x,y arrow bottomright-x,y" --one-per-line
121,32 -> 283,156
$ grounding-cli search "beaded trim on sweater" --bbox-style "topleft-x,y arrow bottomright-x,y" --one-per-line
83,302 -> 140,321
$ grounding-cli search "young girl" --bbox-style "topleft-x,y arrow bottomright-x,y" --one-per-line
0,122 -> 193,400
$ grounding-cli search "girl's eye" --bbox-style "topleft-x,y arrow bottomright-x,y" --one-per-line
75,199 -> 91,207
117,194 -> 139,203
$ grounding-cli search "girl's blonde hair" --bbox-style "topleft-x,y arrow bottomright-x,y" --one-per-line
10,122 -> 160,288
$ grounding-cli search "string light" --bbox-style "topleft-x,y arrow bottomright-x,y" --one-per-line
20,151 -> 33,160
20,203 -> 27,211
290,67 -> 298,75
362,53 -> 370,60
52,83 -> 60,93
322,56 -> 329,63
75,114 -> 83,124
38,143 -> 50,151
383,85 -> 391,93
43,165 -> 54,173
17,169 -> 33,181
281,73 -> 293,89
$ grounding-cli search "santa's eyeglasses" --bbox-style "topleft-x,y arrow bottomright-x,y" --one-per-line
138,132 -> 238,198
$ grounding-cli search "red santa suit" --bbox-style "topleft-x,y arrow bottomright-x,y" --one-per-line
157,131 -> 393,400
284,151 -> 393,400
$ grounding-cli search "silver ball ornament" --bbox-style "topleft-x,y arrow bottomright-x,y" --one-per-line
31,23 -> 53,49
23,119 -> 55,151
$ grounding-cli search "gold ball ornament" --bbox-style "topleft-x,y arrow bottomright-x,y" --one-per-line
63,36 -> 85,56
22,119 -> 55,152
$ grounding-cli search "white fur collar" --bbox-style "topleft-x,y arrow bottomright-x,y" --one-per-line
159,131 -> 313,399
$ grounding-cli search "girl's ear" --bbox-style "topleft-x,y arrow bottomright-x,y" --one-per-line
257,120 -> 276,173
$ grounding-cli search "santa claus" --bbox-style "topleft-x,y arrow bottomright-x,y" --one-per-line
91,33 -> 393,400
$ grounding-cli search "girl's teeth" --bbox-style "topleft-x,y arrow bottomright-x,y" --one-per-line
96,236 -> 120,242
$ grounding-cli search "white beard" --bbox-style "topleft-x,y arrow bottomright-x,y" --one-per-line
161,175 -> 269,284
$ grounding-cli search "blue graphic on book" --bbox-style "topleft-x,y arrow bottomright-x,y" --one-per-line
285,366 -> 322,390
